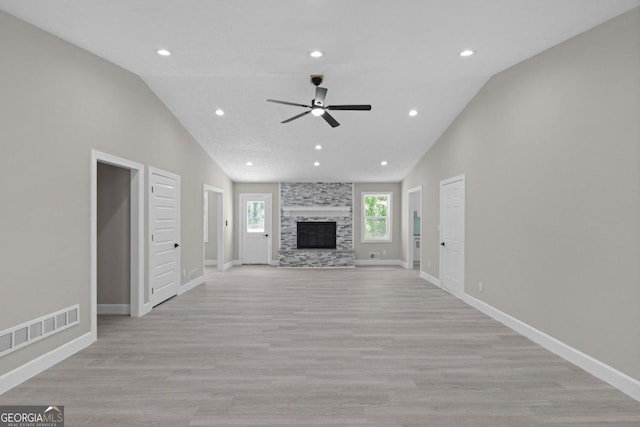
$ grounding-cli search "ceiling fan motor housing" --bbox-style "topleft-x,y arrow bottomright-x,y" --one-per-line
310,74 -> 324,86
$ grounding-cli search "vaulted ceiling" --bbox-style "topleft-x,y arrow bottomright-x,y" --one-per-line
2,0 -> 638,182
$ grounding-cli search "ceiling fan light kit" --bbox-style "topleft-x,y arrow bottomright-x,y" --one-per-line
266,75 -> 372,128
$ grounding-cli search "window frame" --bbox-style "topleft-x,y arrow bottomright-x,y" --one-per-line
246,199 -> 266,234
361,192 -> 393,242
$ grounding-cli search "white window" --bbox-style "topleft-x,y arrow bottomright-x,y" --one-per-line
246,200 -> 265,233
362,192 -> 392,242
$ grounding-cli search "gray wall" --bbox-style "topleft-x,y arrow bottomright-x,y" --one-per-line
0,11 -> 234,375
354,183 -> 402,261
401,8 -> 640,380
97,163 -> 130,305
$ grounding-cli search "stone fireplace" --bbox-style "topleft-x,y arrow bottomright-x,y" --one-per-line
279,182 -> 355,267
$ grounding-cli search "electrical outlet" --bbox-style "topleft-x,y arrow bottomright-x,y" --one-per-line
478,282 -> 483,293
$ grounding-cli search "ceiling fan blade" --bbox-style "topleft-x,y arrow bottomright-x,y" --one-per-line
267,99 -> 310,108
327,104 -> 372,111
314,87 -> 328,106
281,110 -> 311,124
322,111 -> 340,128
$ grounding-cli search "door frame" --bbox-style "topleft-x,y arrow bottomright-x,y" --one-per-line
238,193 -> 272,265
90,150 -> 146,340
439,174 -> 465,297
148,166 -> 181,306
406,185 -> 422,270
203,184 -> 225,272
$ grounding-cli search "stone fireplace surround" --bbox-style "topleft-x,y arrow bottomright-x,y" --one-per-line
279,182 -> 355,267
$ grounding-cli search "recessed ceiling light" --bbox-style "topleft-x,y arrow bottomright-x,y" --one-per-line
459,49 -> 474,57
246,161 -> 253,166
315,144 -> 322,150
157,49 -> 171,56
314,161 -> 320,167
381,161 -> 388,166
310,50 -> 323,58
215,109 -> 224,116
409,110 -> 418,117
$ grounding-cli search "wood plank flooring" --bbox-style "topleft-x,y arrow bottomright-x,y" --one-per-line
2,266 -> 639,426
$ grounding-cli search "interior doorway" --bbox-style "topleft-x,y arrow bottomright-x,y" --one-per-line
90,150 -> 146,341
149,167 -> 181,307
203,184 -> 224,272
407,186 -> 422,273
440,175 -> 465,297
97,163 -> 132,315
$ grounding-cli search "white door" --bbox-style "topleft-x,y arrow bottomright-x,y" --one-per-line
440,175 -> 465,296
150,169 -> 180,306
240,194 -> 271,264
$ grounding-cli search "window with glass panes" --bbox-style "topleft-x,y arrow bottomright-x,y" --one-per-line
362,192 -> 392,241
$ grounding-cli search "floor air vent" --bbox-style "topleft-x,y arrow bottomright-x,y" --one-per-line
0,305 -> 80,357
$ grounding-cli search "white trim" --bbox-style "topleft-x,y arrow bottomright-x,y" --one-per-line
439,174 -> 465,297
97,304 -> 130,315
399,260 -> 409,269
178,275 -> 204,296
361,192 -> 393,243
203,184 -> 225,273
278,183 -> 282,253
420,271 -> 441,287
462,293 -> 640,402
91,150 -> 147,331
282,206 -> 350,217
223,260 -> 240,271
406,186 -> 422,271
149,166 -> 181,307
354,259 -> 405,266
0,332 -> 94,395
204,260 -> 218,266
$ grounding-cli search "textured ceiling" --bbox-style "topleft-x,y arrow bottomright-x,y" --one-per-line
1,0 -> 638,182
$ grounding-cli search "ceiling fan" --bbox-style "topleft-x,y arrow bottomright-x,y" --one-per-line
266,75 -> 372,128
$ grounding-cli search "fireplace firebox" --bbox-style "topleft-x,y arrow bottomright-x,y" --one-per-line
297,222 -> 337,249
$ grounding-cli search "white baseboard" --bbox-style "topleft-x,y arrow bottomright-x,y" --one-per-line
0,332 -> 94,395
355,259 -> 404,266
222,260 -> 239,271
420,271 -> 441,287
97,304 -> 130,315
204,260 -> 217,266
462,293 -> 640,402
400,260 -> 409,269
178,275 -> 204,295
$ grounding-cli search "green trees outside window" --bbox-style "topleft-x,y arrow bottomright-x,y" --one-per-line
362,193 -> 392,241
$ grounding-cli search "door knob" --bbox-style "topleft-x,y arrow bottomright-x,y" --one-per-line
174,243 -> 180,248
265,234 -> 269,237
440,242 -> 445,246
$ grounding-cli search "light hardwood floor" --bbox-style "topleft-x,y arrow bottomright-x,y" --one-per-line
2,266 -> 639,426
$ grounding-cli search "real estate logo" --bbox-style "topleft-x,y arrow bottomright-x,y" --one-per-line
0,405 -> 64,427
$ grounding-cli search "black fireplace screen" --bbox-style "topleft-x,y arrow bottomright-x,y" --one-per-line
297,222 -> 337,249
